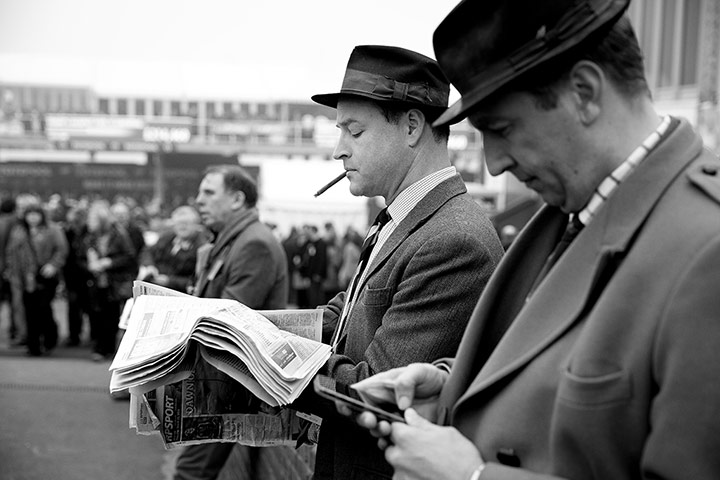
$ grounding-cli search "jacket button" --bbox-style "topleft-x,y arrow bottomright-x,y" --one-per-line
702,165 -> 718,175
496,448 -> 521,467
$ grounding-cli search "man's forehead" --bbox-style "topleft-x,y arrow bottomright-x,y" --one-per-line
336,98 -> 381,125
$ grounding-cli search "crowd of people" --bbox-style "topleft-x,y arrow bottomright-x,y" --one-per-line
0,191 -> 371,361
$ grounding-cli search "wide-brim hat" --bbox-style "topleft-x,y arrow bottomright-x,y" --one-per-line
312,45 -> 452,121
432,0 -> 630,127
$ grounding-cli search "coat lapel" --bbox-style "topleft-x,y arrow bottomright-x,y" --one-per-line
454,118 -> 704,408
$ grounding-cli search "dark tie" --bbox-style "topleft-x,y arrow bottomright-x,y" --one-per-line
527,214 -> 584,299
358,208 -> 391,267
330,208 -> 391,347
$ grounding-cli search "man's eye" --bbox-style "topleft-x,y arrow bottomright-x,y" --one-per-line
350,130 -> 363,138
484,125 -> 510,138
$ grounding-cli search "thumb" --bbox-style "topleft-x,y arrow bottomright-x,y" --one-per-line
404,408 -> 431,427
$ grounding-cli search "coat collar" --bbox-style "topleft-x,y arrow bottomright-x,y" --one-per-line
453,118 -> 703,408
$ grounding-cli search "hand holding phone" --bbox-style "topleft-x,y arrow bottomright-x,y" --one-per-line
313,375 -> 405,423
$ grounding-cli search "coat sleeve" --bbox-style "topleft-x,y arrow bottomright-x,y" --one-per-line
640,234 -> 720,480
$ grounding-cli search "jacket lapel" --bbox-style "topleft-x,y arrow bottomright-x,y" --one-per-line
334,175 -> 467,347
454,118 -> 704,407
361,175 -> 467,286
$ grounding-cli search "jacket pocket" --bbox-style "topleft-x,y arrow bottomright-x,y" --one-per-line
557,366 -> 632,407
362,286 -> 392,306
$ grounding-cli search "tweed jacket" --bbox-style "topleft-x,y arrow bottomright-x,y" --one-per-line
310,173 -> 504,480
194,208 -> 287,310
439,118 -> 720,479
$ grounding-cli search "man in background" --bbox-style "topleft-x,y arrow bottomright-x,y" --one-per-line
173,165 -> 288,480
141,205 -> 207,294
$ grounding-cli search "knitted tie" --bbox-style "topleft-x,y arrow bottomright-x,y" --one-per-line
331,208 -> 391,347
527,214 -> 584,299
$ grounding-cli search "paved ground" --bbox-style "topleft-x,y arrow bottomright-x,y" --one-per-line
0,298 -> 180,480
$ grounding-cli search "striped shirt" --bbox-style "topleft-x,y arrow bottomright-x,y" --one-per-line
575,115 -> 672,227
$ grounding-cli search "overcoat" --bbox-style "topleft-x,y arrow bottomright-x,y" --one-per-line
194,208 -> 287,309
439,118 -> 720,479
311,173 -> 504,479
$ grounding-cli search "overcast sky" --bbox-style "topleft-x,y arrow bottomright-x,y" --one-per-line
0,0 -> 461,101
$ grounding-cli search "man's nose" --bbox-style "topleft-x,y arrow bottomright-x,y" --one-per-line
483,137 -> 513,176
333,135 -> 349,160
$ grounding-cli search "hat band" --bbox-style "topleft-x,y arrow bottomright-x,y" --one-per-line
340,68 -> 448,107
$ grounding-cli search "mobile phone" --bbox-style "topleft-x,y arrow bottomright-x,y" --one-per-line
313,375 -> 405,423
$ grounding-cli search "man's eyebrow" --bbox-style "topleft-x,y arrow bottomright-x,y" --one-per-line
337,118 -> 360,128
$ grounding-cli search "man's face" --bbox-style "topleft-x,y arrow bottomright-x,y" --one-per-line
333,98 -> 409,200
172,212 -> 199,240
469,90 -> 598,213
195,172 -> 239,231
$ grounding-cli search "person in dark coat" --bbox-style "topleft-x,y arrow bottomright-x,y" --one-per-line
351,2 -> 720,480
173,165 -> 288,480
141,205 -> 207,294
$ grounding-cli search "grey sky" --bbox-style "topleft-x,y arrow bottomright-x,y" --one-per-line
0,0 -> 460,100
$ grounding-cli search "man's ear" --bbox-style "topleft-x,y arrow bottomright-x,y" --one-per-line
231,190 -> 246,210
569,60 -> 603,125
406,109 -> 426,147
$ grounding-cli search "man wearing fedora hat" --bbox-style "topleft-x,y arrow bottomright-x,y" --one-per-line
349,1 -> 720,479
293,45 -> 503,479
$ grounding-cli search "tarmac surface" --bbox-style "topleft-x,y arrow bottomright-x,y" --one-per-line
0,298 -> 180,480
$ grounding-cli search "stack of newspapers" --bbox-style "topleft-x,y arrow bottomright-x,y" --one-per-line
110,282 -> 329,448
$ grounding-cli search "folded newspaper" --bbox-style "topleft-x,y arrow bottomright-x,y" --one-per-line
111,283 -> 331,406
111,281 -> 328,448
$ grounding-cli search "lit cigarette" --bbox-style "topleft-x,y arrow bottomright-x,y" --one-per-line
314,171 -> 347,197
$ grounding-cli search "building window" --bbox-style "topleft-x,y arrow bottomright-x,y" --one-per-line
117,98 -> 128,115
171,101 -> 181,117
99,98 -> 110,114
223,102 -> 234,119
153,100 -> 163,116
187,101 -> 198,118
135,99 -> 145,116
206,101 -> 216,118
658,0 -> 677,88
680,0 -> 701,86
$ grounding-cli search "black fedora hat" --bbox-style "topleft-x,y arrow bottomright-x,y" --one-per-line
432,0 -> 630,126
312,45 -> 451,120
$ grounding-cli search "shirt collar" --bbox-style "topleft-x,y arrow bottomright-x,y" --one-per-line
576,115 -> 672,226
387,166 -> 457,225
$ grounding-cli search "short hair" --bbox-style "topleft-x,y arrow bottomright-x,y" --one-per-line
171,205 -> 200,223
376,102 -> 451,144
204,165 -> 258,208
507,16 -> 650,110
